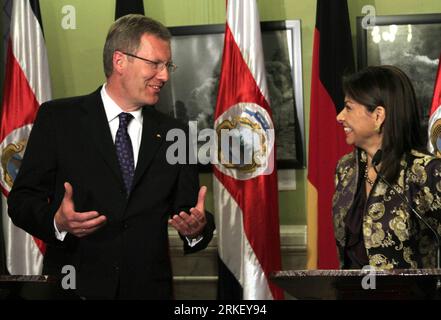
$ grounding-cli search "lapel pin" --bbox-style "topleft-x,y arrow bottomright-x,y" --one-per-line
156,133 -> 161,138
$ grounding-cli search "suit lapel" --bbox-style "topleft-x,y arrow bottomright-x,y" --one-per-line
80,89 -> 125,188
132,107 -> 166,189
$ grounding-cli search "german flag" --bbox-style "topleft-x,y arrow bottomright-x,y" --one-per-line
307,0 -> 354,269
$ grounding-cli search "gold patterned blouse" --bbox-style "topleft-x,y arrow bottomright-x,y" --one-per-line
333,149 -> 441,270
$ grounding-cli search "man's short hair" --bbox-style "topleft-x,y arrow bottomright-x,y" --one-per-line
103,14 -> 171,78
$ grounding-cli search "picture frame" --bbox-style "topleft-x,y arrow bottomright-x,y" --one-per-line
156,20 -> 305,171
357,13 -> 441,132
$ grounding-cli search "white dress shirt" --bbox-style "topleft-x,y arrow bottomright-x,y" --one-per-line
100,84 -> 143,167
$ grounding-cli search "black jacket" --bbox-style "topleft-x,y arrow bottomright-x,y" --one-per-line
8,88 -> 215,299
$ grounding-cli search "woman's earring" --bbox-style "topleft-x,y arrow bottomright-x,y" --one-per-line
374,125 -> 381,133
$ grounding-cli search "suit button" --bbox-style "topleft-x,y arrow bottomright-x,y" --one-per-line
123,223 -> 128,229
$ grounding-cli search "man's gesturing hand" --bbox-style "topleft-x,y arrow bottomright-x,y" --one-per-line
168,186 -> 207,239
54,182 -> 107,237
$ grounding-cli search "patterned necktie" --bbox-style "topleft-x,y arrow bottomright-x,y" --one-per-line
115,112 -> 135,195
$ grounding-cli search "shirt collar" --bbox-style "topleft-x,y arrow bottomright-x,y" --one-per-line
100,84 -> 143,124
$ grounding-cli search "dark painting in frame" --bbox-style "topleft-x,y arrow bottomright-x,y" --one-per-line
357,13 -> 441,134
156,20 -> 305,171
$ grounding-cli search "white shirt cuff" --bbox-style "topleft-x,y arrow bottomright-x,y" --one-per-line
186,235 -> 203,247
54,219 -> 67,241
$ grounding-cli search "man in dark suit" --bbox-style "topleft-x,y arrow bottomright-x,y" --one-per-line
7,14 -> 215,299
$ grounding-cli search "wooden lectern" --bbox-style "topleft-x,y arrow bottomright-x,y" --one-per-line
270,269 -> 441,300
0,275 -> 78,299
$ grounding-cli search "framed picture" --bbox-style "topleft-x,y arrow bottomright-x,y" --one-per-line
357,13 -> 441,132
156,20 -> 305,170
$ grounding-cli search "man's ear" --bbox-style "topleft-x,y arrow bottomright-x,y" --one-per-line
113,51 -> 125,73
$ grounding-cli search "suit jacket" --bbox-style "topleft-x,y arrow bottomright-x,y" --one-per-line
333,148 -> 441,270
8,88 -> 215,299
